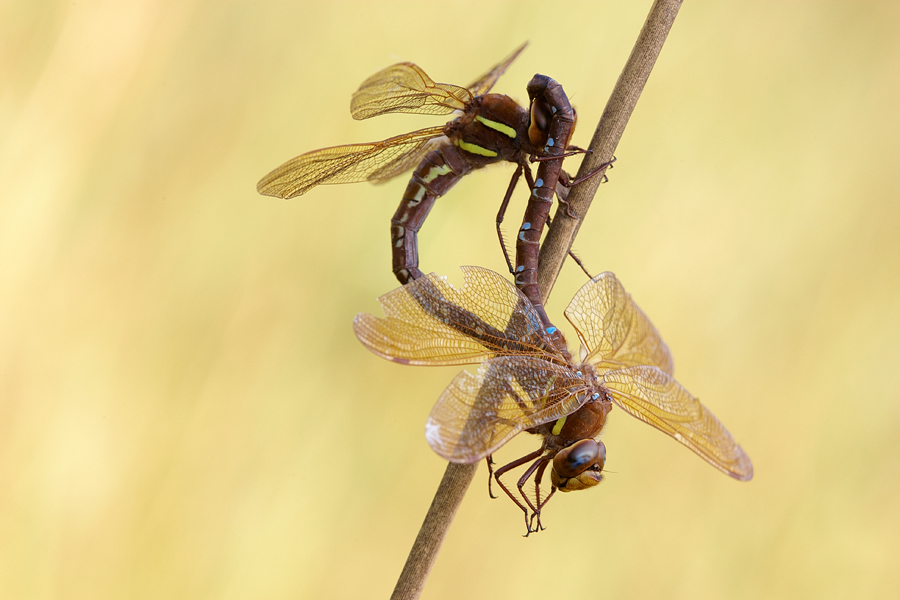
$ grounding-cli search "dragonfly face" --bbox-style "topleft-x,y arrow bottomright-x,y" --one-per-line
552,438 -> 607,492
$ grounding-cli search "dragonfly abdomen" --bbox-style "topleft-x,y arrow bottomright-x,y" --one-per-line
391,145 -> 474,283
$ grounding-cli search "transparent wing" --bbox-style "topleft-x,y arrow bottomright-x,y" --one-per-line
350,42 -> 527,120
350,63 -> 472,120
564,272 -> 674,375
365,135 -> 448,182
257,126 -> 446,198
603,366 -> 753,481
354,267 -> 563,366
465,42 -> 528,97
425,356 -> 586,463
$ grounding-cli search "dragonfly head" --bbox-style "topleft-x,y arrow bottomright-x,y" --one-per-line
551,439 -> 606,492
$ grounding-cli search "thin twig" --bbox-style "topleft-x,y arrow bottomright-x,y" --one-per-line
538,0 -> 684,300
390,2 -> 683,598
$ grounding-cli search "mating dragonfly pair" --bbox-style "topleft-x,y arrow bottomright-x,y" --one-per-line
258,45 -> 752,534
257,42 -> 602,346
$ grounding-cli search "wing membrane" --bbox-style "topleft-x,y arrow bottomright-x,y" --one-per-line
603,366 -> 753,480
365,135 -> 448,182
351,63 -> 472,120
354,267 -> 561,366
565,272 -> 674,375
350,42 -> 527,120
257,126 -> 445,198
466,42 -> 528,97
425,356 -> 586,463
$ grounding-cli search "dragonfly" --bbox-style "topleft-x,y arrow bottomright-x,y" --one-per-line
353,266 -> 752,534
257,44 -> 595,321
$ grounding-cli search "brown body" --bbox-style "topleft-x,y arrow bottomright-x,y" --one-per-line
391,93 -> 541,282
256,45 -> 579,332
354,267 -> 753,535
514,75 -> 577,341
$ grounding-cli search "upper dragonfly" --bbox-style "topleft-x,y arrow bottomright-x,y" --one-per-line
257,43 -> 582,324
354,267 -> 753,534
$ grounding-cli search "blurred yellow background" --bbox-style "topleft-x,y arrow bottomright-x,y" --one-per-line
2,1 -> 899,598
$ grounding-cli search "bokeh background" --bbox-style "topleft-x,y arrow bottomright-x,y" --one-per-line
2,1 -> 899,598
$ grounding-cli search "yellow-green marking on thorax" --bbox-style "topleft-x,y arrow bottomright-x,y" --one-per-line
476,115 -> 517,139
456,139 -> 498,157
551,415 -> 568,436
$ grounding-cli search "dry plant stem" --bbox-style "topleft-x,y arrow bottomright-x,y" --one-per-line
539,0 -> 684,302
390,463 -> 478,600
390,2 -> 682,598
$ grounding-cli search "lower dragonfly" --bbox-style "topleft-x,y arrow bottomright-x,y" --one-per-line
353,266 -> 752,534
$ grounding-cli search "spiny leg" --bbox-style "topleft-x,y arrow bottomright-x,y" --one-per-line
485,455 -> 497,499
494,448 -> 546,534
566,248 -> 594,280
559,156 -> 617,188
564,144 -> 590,155
531,148 -> 585,161
542,207 -> 594,280
515,456 -> 551,535
496,164 -> 525,275
495,163 -> 538,276
528,460 -> 557,533
552,158 -> 616,221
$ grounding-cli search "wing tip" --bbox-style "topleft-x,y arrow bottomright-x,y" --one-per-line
729,452 -> 754,481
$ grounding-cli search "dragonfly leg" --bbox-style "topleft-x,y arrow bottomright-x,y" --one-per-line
530,148 -> 583,161
566,248 -> 594,280
521,159 -> 536,190
496,164 -> 525,275
494,448 -> 546,535
558,156 -> 617,189
515,456 -> 551,535
485,455 -> 497,499
553,170 -> 580,220
529,460 -> 556,532
564,144 -> 591,155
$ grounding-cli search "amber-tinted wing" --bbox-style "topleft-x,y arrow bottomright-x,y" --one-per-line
350,63 -> 473,120
466,42 -> 528,97
350,42 -> 528,120
603,366 -> 753,480
257,126 -> 445,198
354,267 -> 561,366
364,134 -> 448,183
564,272 -> 674,375
425,356 -> 586,463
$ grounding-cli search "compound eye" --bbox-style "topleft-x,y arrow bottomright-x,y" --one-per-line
553,439 -> 602,478
594,440 -> 607,472
528,98 -> 553,146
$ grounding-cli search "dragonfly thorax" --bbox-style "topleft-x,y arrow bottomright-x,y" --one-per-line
553,385 -> 612,445
443,94 -> 535,166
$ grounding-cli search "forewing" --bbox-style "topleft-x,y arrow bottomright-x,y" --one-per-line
354,267 -> 560,366
425,357 -> 586,463
257,126 -> 445,198
466,42 -> 528,97
351,63 -> 472,120
603,366 -> 753,481
564,272 -> 674,375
